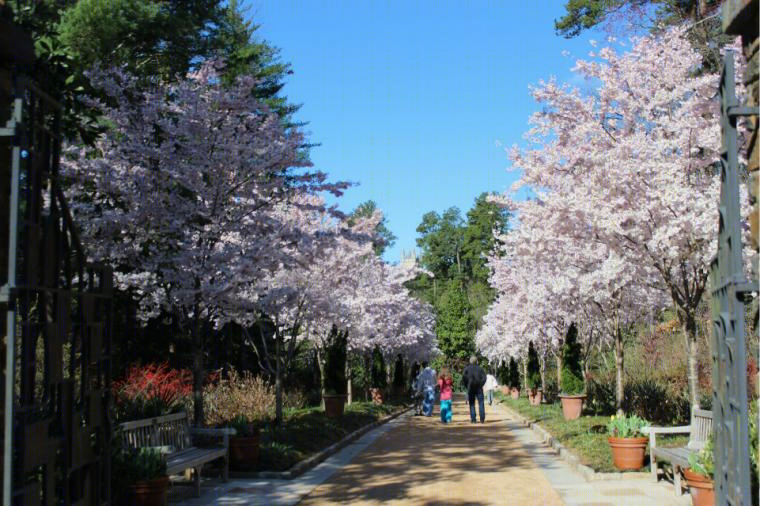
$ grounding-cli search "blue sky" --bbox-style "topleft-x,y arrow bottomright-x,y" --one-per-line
250,1 -> 605,262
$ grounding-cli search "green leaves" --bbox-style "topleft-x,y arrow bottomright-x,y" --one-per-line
607,413 -> 648,438
561,323 -> 585,395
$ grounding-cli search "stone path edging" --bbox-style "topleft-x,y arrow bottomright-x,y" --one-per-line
498,402 -> 650,482
230,404 -> 413,481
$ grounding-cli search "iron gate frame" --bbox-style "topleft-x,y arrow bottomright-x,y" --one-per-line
710,49 -> 758,506
1,74 -> 113,505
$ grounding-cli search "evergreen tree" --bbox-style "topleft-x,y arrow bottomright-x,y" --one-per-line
560,323 -> 584,395
508,357 -> 520,390
527,341 -> 541,390
349,201 -> 397,257
434,280 -> 474,364
370,346 -> 387,389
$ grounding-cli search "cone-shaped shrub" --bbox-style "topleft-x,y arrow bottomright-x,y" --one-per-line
508,357 -> 520,390
561,323 -> 584,395
527,341 -> 541,390
370,346 -> 387,389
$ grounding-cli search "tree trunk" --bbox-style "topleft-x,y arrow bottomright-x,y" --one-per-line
192,306 -> 204,426
346,355 -> 352,405
539,352 -> 547,393
275,333 -> 283,425
556,353 -> 562,392
316,347 -> 326,409
521,357 -> 527,390
364,353 -> 372,401
680,309 -> 701,409
614,323 -> 624,416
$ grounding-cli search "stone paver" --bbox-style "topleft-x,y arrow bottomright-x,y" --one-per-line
170,394 -> 693,505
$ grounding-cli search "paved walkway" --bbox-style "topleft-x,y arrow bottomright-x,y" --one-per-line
171,395 -> 692,505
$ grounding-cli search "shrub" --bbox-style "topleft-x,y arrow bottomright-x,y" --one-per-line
561,323 -> 584,395
370,346 -> 387,389
497,360 -> 509,386
392,355 -> 405,390
508,357 -> 520,390
527,341 -> 540,390
621,378 -> 690,426
607,413 -> 648,438
586,374 -> 616,415
203,369 -> 274,426
323,326 -> 347,395
112,362 -> 192,422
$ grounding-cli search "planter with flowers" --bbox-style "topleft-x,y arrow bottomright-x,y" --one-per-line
227,415 -> 261,470
684,434 -> 714,506
607,413 -> 648,470
558,323 -> 585,420
112,446 -> 169,506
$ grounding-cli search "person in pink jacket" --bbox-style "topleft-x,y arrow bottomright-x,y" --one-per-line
437,367 -> 454,423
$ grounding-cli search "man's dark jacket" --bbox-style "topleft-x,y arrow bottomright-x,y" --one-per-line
461,363 -> 486,393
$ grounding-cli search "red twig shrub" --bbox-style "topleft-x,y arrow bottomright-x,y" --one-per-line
113,362 -> 193,421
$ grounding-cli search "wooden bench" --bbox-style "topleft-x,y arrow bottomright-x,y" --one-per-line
642,408 -> 713,496
118,411 -> 235,497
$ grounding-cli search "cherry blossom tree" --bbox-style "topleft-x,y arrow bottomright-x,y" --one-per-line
62,62 -> 349,424
502,27 -> 746,408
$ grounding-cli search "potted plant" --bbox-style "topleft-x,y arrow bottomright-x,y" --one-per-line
369,346 -> 387,404
526,341 -> 542,405
227,414 -> 261,470
684,434 -> 714,506
508,357 -> 521,399
607,413 -> 648,470
497,360 -> 510,395
558,323 -> 585,420
112,447 -> 169,506
322,326 -> 348,417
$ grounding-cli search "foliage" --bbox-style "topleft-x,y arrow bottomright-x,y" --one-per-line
112,362 -> 192,422
435,280 -> 475,362
203,370 -> 275,427
370,346 -> 387,389
687,433 -> 714,478
586,375 -> 616,415
561,324 -> 584,395
750,399 -> 759,488
461,193 -> 511,285
112,446 -> 167,483
607,413 -> 648,438
349,200 -> 397,256
508,357 -> 521,390
323,327 -> 347,395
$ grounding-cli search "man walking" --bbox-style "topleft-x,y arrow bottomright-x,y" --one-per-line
461,356 -> 487,423
416,361 -> 437,417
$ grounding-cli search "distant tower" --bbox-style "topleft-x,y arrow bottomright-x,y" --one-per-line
399,249 -> 417,269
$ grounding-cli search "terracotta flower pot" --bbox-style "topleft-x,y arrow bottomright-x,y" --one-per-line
607,436 -> 648,470
510,388 -> 520,399
323,394 -> 347,417
683,468 -> 715,506
129,476 -> 169,506
500,386 -> 510,395
369,387 -> 384,404
528,388 -> 543,406
229,434 -> 260,470
559,394 -> 585,420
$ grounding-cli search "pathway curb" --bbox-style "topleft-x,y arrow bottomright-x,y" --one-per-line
230,404 -> 413,481
498,402 -> 651,482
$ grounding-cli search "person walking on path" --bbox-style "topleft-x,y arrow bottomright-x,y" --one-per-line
462,356 -> 487,423
416,361 -> 437,417
437,367 -> 454,423
483,371 -> 498,406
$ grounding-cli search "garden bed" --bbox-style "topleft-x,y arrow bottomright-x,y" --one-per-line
244,401 -> 405,472
496,392 -> 688,473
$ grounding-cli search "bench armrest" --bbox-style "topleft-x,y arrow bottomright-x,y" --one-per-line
188,427 -> 236,448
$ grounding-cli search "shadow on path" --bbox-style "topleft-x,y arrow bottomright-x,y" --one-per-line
299,394 -> 564,505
